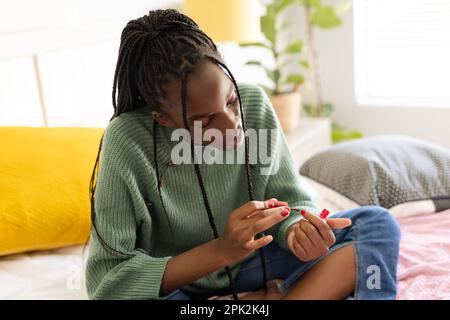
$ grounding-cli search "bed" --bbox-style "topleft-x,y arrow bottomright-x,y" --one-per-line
1,175 -> 449,300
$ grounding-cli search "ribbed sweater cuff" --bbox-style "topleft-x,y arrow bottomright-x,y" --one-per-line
275,206 -> 322,251
131,252 -> 172,299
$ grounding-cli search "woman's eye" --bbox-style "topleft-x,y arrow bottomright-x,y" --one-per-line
227,96 -> 238,108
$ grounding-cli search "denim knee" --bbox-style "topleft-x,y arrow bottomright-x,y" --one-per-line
352,205 -> 401,243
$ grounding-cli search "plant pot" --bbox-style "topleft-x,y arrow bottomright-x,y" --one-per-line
269,90 -> 302,133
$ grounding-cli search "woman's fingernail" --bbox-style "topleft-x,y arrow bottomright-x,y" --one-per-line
266,201 -> 275,208
280,209 -> 290,217
300,209 -> 306,216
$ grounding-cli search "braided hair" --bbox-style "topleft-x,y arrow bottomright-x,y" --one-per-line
89,9 -> 269,300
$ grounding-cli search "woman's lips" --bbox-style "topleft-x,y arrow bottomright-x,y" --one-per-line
193,124 -> 244,150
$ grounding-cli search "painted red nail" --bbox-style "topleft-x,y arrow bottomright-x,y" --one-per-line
280,209 -> 290,217
320,209 -> 330,219
300,209 -> 306,216
267,201 -> 275,208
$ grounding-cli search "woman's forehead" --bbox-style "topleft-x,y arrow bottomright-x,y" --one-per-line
164,61 -> 233,115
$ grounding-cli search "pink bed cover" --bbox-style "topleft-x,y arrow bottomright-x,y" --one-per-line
396,208 -> 450,299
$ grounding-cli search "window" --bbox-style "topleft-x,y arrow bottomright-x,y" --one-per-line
354,0 -> 450,108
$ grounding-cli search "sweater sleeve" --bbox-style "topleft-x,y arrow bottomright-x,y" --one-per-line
253,86 -> 322,251
85,122 -> 171,300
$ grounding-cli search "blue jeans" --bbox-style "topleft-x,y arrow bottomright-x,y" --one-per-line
160,205 -> 401,300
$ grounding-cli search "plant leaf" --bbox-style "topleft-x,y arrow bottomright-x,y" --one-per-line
322,102 -> 334,117
299,60 -> 310,69
261,0 -> 299,45
332,129 -> 363,144
303,103 -> 313,116
283,41 -> 304,54
239,42 -> 271,49
245,60 -> 263,67
331,122 -> 363,143
261,5 -> 277,44
309,5 -> 342,29
284,74 -> 305,85
264,68 -> 281,85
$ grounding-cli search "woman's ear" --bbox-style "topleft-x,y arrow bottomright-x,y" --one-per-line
152,111 -> 176,128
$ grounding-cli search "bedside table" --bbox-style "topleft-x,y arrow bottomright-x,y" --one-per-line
284,117 -> 332,169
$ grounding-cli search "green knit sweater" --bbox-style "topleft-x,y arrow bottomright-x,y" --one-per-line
85,83 -> 321,300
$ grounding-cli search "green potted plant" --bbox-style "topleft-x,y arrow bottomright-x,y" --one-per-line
240,0 -> 308,132
300,0 -> 362,142
242,0 -> 362,142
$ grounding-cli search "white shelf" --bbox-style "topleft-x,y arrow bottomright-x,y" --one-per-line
284,117 -> 332,169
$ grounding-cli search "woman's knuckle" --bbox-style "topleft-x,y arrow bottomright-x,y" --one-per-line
249,201 -> 258,210
308,225 -> 316,234
318,223 -> 328,233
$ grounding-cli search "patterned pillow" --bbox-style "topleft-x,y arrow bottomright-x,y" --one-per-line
299,135 -> 450,211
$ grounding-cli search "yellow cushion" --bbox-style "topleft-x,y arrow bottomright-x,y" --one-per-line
0,127 -> 104,256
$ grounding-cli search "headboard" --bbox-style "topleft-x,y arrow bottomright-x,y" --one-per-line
0,0 -> 180,128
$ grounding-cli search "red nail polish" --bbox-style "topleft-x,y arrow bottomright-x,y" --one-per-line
320,209 -> 330,219
300,209 -> 306,216
280,209 -> 290,217
267,201 -> 275,208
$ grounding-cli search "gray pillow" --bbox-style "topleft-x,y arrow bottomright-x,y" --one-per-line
299,135 -> 450,211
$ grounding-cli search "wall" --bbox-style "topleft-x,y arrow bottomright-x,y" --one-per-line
292,1 -> 450,148
2,0 -> 448,149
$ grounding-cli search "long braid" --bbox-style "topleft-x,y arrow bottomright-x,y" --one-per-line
206,56 -> 269,294
179,73 -> 239,300
89,9 -> 269,299
152,121 -> 176,240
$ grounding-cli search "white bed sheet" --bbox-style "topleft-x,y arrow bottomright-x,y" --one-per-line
0,176 -> 357,300
0,245 -> 88,299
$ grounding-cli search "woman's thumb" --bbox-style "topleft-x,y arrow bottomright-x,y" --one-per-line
326,218 -> 352,230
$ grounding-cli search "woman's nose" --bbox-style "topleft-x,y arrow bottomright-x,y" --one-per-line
221,112 -> 239,133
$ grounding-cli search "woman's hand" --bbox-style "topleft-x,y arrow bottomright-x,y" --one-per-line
287,209 -> 352,262
216,198 -> 291,266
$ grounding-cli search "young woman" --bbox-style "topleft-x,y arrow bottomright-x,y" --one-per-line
85,9 -> 401,300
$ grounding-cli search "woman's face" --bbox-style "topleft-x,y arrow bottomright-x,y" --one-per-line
152,61 -> 243,150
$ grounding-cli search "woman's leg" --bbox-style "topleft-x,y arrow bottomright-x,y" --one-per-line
281,243 -> 356,299
280,205 -> 401,300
